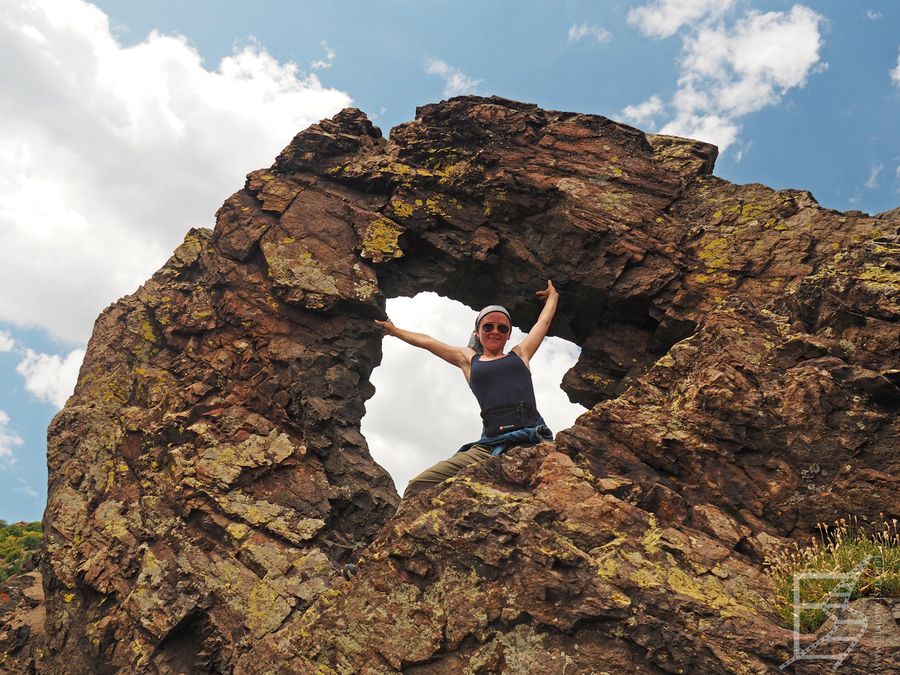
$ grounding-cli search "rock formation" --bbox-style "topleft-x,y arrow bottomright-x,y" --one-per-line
1,96 -> 897,673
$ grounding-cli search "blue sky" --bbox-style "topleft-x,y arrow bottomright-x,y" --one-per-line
0,0 -> 897,521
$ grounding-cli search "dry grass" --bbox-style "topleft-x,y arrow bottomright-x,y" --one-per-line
764,515 -> 900,632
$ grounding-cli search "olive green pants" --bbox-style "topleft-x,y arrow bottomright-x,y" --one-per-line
402,445 -> 493,500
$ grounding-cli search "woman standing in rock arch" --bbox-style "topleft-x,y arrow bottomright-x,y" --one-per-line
375,280 -> 559,500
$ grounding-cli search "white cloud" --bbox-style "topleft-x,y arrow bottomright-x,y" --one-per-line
866,10 -> 882,20
680,7 -> 824,116
310,40 -> 335,70
628,0 -> 736,39
0,410 -> 23,466
361,293 -> 585,494
864,163 -> 883,189
623,5 -> 824,153
0,330 -> 13,352
0,0 -> 352,345
15,348 -> 86,408
660,113 -> 740,151
568,23 -> 612,44
891,48 -> 900,86
425,59 -> 481,97
621,95 -> 664,127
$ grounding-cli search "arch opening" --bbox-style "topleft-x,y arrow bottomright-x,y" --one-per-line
360,292 -> 587,495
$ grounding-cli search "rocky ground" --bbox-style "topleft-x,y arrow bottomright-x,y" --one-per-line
1,96 -> 897,673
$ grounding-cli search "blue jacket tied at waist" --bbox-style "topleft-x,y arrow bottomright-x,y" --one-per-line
458,418 -> 554,457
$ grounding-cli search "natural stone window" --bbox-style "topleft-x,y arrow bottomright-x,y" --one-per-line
361,292 -> 585,492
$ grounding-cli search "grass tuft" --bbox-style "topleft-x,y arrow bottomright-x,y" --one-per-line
764,515 -> 900,632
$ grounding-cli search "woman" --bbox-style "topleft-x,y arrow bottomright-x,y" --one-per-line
375,280 -> 559,499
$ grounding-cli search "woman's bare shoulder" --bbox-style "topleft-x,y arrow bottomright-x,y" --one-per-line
510,344 -> 531,369
460,346 -> 477,363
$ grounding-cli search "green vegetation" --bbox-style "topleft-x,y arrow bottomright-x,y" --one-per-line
0,520 -> 42,583
765,516 -> 900,632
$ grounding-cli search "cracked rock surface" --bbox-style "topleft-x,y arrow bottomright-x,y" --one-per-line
1,97 -> 897,673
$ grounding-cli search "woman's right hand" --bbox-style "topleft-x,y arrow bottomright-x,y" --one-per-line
374,319 -> 397,336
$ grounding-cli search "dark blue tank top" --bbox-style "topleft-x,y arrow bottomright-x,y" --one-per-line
469,352 -> 541,434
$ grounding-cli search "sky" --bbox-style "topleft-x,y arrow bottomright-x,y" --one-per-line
0,0 -> 897,522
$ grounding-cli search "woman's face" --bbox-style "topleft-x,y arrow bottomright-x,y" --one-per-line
478,311 -> 511,352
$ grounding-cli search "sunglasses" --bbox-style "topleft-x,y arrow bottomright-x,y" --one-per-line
480,323 -> 510,334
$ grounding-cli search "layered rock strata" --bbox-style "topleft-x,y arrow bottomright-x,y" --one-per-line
1,97 -> 897,673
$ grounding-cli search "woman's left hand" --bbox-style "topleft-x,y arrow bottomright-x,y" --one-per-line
535,279 -> 558,301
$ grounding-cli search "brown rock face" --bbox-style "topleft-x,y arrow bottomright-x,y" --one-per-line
2,97 -> 897,673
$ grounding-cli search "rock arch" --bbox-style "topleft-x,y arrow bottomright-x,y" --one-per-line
6,97 -> 896,672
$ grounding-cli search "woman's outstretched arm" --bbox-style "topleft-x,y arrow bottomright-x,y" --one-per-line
375,319 -> 473,371
512,280 -> 559,366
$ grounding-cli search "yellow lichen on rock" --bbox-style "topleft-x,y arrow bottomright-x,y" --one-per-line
426,196 -> 444,215
584,372 -> 613,387
483,189 -> 506,217
666,567 -> 750,618
641,514 -> 662,555
857,262 -> 900,289
226,523 -> 251,542
360,217 -> 405,263
245,580 -> 292,638
173,230 -> 204,265
629,568 -> 660,589
389,198 -> 414,219
698,237 -> 730,271
594,555 -> 618,579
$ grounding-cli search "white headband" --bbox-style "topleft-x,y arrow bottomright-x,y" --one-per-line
474,305 -> 510,329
